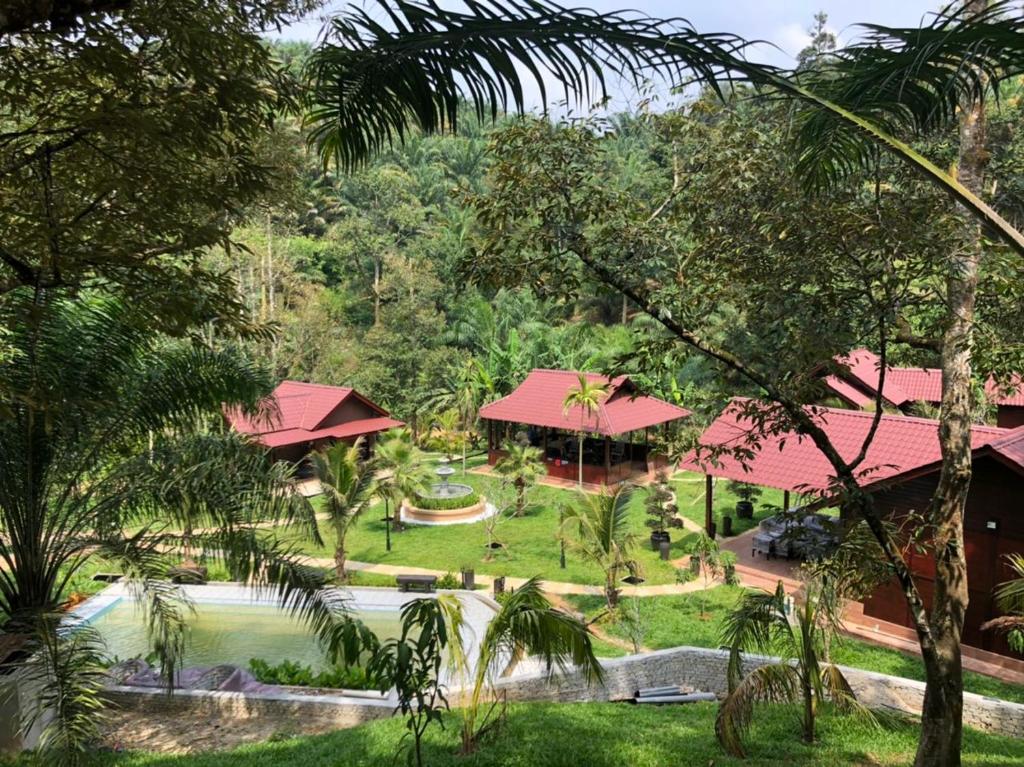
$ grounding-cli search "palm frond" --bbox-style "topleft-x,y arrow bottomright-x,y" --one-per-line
18,616 -> 109,767
715,661 -> 800,758
820,662 -> 876,725
720,581 -> 791,691
795,2 -> 1024,187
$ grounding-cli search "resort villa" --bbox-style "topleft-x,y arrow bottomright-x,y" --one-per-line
227,380 -> 402,463
479,368 -> 690,485
684,398 -> 1024,659
824,348 -> 1024,428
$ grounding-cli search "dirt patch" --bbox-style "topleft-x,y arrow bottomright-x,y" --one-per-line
99,708 -> 340,754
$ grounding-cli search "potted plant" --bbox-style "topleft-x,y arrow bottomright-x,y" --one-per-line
721,550 -> 739,586
460,564 -> 476,590
644,472 -> 677,551
727,481 -> 762,519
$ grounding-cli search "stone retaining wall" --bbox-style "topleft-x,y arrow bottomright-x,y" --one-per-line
103,685 -> 394,730
493,645 -> 1024,738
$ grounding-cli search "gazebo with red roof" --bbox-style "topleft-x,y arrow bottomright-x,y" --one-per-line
683,398 -> 1024,658
227,380 -> 403,463
479,369 -> 691,485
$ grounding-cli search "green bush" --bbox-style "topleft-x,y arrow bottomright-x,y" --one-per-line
437,571 -> 460,589
411,490 -> 481,510
248,658 -> 374,690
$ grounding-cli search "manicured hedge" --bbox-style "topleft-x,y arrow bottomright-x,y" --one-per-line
411,490 -> 481,510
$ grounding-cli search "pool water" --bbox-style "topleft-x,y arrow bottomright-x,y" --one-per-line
89,600 -> 402,672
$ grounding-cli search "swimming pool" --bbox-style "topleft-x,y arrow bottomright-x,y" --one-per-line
75,583 -> 496,677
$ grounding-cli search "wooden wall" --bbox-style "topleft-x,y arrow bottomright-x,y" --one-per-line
862,456 -> 1024,657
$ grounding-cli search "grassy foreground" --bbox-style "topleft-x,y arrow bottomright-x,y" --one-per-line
568,588 -> 1024,705
22,702 -> 1024,767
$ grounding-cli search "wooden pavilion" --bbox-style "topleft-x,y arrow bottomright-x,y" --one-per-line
479,369 -> 691,485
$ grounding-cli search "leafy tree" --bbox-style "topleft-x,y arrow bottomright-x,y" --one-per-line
0,1 -> 316,330
492,442 -> 545,516
560,485 -> 640,610
458,577 -> 602,754
562,373 -> 609,488
306,439 -> 377,581
717,580 -> 871,758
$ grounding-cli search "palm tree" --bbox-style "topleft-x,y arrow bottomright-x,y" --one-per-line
492,441 -> 545,516
560,485 -> 639,610
307,439 -> 376,581
0,294 -> 369,761
374,428 -> 429,547
982,554 -> 1024,653
562,373 -> 608,487
716,580 -> 871,758
457,577 -> 602,754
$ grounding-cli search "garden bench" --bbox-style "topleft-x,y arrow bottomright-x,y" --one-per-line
396,574 -> 437,593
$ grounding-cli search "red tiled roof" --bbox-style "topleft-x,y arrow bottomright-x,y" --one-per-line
822,375 -> 874,408
835,348 -> 912,407
982,426 -> 1024,473
259,417 -> 404,448
479,369 -> 690,436
681,397 -> 1009,494
227,381 -> 398,449
827,349 -> 1024,409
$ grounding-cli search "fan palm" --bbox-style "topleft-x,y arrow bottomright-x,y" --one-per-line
492,441 -> 544,516
716,580 -> 871,758
562,373 -> 608,488
307,439 -> 377,581
559,485 -> 639,610
457,576 -> 602,754
0,293 -> 372,761
304,0 -> 1024,255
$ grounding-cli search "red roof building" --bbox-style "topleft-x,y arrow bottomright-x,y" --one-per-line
824,348 -> 1024,428
684,398 -> 1024,658
480,369 -> 691,485
227,381 -> 402,462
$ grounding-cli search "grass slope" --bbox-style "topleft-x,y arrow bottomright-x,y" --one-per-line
38,702 -> 1024,767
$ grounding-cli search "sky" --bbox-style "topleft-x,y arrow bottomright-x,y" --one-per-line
272,1 -> 946,112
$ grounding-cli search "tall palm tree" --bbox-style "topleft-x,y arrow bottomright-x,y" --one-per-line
374,428 -> 429,545
716,580 -> 871,758
562,373 -> 608,487
492,441 -> 545,516
560,485 -> 639,610
457,577 -> 602,754
0,293 -> 370,761
307,439 -> 376,581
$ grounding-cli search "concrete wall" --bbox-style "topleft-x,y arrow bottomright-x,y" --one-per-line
493,645 -> 1024,738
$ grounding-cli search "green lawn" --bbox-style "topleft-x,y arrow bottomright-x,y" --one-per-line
28,702 -> 1024,767
276,468 -> 697,586
567,587 -> 1024,705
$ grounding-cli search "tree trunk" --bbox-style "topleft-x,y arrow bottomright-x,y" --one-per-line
802,680 -> 816,744
916,5 -> 986,764
335,542 -> 347,582
373,256 -> 381,325
578,433 -> 584,487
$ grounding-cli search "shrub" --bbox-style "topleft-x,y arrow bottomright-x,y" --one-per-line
248,658 -> 373,690
411,490 -> 481,510
437,572 -> 460,589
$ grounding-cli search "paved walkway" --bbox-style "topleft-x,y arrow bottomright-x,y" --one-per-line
303,555 -> 714,598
